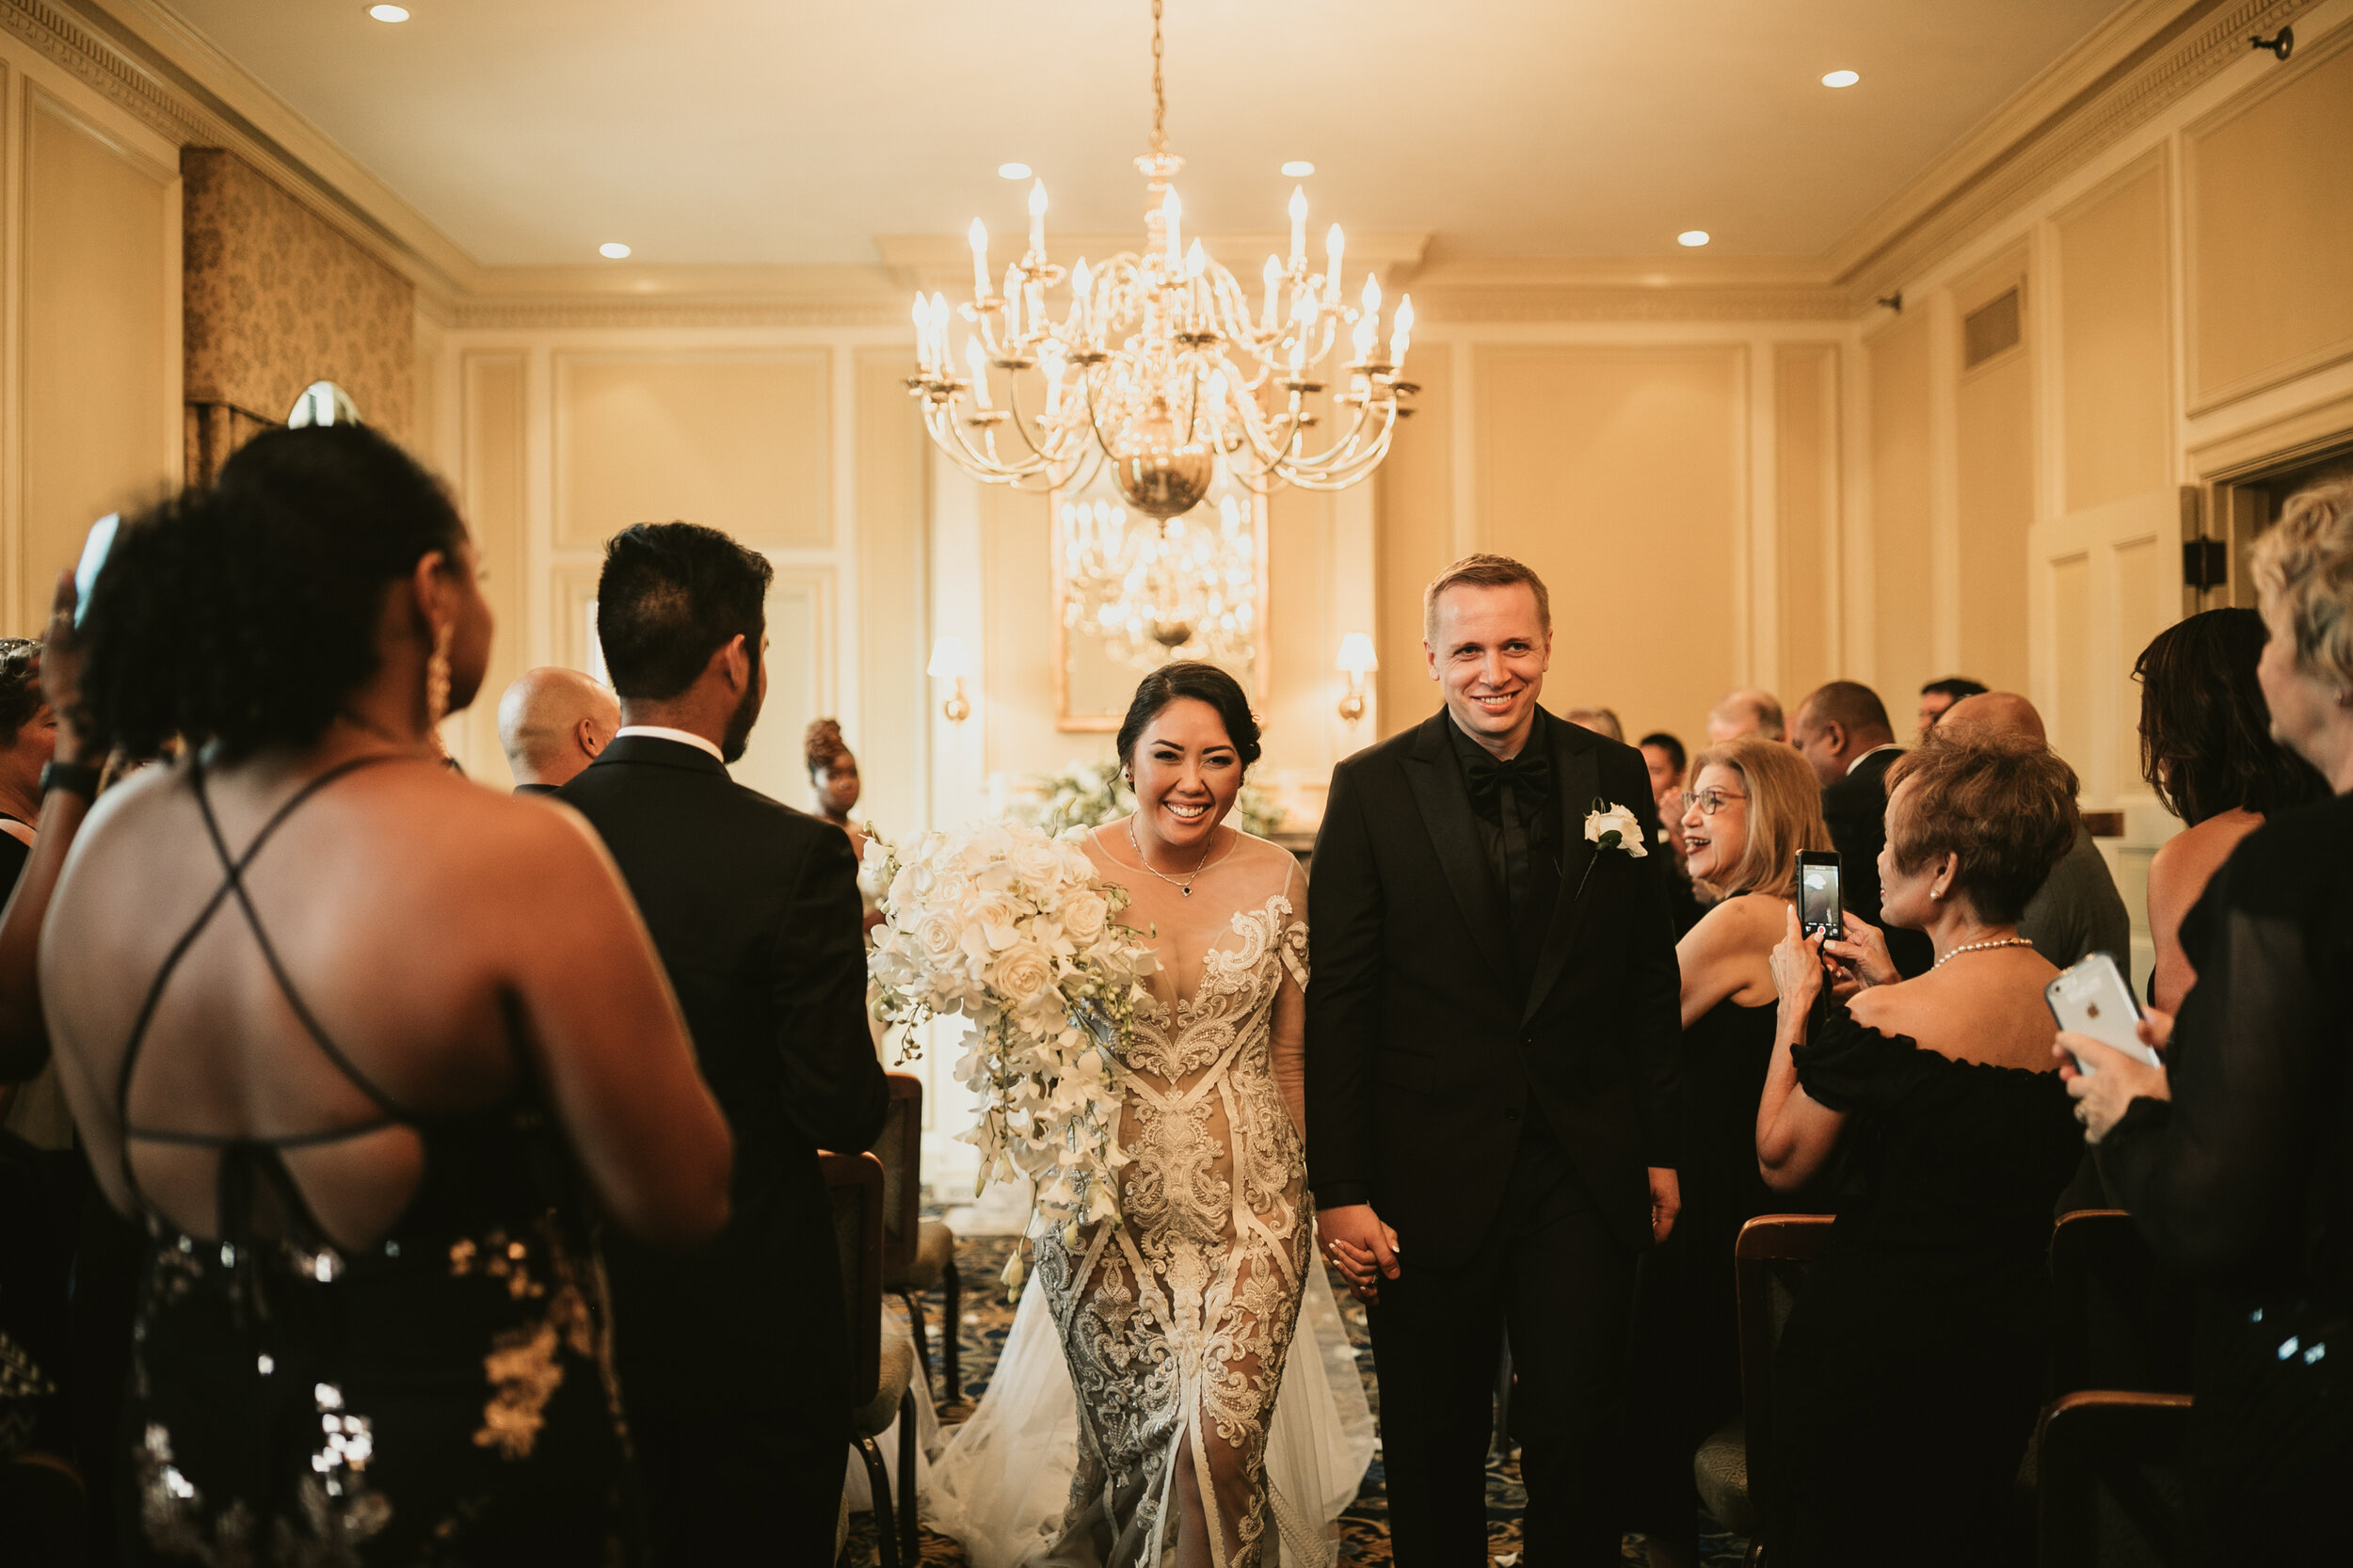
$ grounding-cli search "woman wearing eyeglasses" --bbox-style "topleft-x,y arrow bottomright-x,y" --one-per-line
1625,736 -> 1833,1566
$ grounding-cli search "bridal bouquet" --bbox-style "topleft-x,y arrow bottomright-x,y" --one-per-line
865,822 -> 1158,1286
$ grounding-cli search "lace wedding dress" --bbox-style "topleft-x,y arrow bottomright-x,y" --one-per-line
928,829 -> 1374,1567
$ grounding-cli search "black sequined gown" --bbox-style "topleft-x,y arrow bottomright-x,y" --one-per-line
2098,792 -> 2353,1562
1770,1000 -> 2082,1567
117,756 -> 639,1565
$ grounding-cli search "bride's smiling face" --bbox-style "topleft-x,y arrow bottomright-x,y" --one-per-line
1126,696 -> 1242,855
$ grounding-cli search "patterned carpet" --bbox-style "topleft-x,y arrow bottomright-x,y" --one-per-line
840,1233 -> 1751,1566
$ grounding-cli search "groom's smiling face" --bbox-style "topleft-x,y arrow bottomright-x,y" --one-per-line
1426,583 -> 1551,759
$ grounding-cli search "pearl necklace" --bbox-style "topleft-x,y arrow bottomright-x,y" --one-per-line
1932,936 -> 2037,970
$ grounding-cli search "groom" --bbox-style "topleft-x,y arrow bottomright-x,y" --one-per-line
1308,553 -> 1680,1564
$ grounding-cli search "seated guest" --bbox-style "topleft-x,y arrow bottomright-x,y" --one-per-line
1940,691 -> 2132,977
42,424 -> 732,1563
1640,729 -> 1706,933
1756,732 -> 2084,1567
1915,675 -> 1987,737
1561,704 -> 1624,742
561,523 -> 888,1565
2066,478 -> 2353,1563
1705,687 -> 1784,743
1626,737 -> 1831,1563
496,664 -> 618,793
1790,680 -> 1930,977
2132,608 -> 2326,1011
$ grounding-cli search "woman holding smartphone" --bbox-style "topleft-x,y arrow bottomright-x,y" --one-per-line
2065,478 -> 2353,1562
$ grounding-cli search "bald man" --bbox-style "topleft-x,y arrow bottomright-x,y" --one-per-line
498,666 -> 620,793
1705,688 -> 1785,744
1940,692 -> 2131,980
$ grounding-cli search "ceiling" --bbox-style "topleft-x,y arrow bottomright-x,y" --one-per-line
162,0 -> 2124,270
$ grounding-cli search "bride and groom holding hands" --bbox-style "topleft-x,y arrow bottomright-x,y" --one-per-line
935,552 -> 1680,1568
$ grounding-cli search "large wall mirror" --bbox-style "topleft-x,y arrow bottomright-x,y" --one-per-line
1051,458 -> 1270,730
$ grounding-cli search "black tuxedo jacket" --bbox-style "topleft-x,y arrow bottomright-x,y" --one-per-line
1305,708 -> 1681,1264
1819,746 -> 1935,979
558,734 -> 888,1417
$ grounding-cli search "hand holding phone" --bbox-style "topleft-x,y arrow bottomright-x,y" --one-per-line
1796,851 -> 1843,942
2046,952 -> 2159,1074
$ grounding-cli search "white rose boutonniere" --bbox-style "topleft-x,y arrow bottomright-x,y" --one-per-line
1577,796 -> 1648,900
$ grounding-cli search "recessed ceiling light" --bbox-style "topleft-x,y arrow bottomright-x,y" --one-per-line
1677,230 -> 1711,248
1281,160 -> 1315,178
368,4 -> 410,20
998,162 -> 1032,180
1821,69 -> 1861,88
599,242 -> 632,260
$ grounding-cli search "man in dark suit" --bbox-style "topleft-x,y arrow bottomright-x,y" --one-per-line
1790,680 -> 1934,977
559,522 -> 887,1565
1308,553 -> 1680,1565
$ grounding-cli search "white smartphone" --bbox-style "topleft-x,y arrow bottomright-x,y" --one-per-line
2045,952 -> 2159,1073
72,513 -> 120,627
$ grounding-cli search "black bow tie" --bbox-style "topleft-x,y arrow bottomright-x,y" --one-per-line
1463,746 -> 1552,823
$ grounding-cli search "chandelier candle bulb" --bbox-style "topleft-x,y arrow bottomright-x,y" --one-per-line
968,218 -> 991,299
1326,225 -> 1345,302
1162,189 -> 1183,268
1289,186 -> 1308,268
1028,179 -> 1048,256
1390,295 -> 1415,368
1003,264 -> 1022,340
911,294 -> 930,372
1260,254 -> 1281,329
965,337 -> 992,408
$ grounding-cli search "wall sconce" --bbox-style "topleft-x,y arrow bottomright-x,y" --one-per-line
928,636 -> 972,725
1335,632 -> 1379,726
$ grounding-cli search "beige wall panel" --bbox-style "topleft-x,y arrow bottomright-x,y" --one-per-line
2049,553 -> 2092,768
2109,536 -> 2167,793
455,352 -> 528,777
553,351 -> 831,552
856,347 -> 928,835
1474,344 -> 1742,743
2185,36 -> 2353,408
1775,344 -> 1839,704
2057,160 -> 2170,512
1956,353 -> 2033,696
983,485 -> 1095,776
1867,313 -> 1934,716
1373,346 -> 1451,735
552,561 -> 602,684
22,95 -> 173,634
1263,484 -> 1334,775
734,570 -> 832,808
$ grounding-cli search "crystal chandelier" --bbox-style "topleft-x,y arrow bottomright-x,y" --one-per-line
908,0 -> 1415,517
1060,482 -> 1259,673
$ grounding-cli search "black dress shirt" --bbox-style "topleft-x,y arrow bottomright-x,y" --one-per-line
1448,717 -> 1562,982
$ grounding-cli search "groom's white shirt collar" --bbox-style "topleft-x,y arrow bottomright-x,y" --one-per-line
615,725 -> 725,764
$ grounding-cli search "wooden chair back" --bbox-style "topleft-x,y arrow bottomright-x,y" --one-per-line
820,1149 -> 885,1406
876,1073 -> 923,1277
2048,1208 -> 2193,1398
1735,1212 -> 1836,1555
2034,1390 -> 2192,1567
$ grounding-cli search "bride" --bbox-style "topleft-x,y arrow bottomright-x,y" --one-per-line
928,663 -> 1374,1567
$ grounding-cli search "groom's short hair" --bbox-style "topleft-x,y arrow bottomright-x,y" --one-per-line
1423,554 -> 1552,644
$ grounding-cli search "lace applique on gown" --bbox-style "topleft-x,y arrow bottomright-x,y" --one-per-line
1031,832 -> 1317,1568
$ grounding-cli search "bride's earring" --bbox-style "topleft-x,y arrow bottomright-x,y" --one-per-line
424,619 -> 453,731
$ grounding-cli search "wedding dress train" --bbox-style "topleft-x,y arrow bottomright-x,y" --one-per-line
926,832 -> 1375,1567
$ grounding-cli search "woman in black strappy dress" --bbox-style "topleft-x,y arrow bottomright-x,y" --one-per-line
38,425 -> 733,1565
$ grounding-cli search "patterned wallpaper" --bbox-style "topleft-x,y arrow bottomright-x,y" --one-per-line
182,148 -> 413,470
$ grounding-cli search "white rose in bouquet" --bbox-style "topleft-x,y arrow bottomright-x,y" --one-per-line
1060,888 -> 1111,946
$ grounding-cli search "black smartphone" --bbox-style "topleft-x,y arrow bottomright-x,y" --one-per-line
1796,850 -> 1843,940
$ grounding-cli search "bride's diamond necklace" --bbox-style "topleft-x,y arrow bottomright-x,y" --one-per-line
1128,814 -> 1219,897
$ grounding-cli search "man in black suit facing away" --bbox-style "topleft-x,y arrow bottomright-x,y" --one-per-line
560,522 -> 887,1564
1309,553 -> 1681,1565
1789,680 -> 1934,978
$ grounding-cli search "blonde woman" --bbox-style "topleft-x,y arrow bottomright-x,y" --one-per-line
1625,736 -> 1832,1565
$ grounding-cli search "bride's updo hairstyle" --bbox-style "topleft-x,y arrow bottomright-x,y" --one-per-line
78,424 -> 466,760
1115,661 -> 1262,776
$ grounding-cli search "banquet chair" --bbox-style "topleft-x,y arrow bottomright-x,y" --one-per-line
822,1150 -> 919,1568
1694,1212 -> 1835,1567
2047,1208 -> 2194,1398
2033,1390 -> 2191,1567
877,1071 -> 962,1402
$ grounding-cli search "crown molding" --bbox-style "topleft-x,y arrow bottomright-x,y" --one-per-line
1827,0 -> 2315,308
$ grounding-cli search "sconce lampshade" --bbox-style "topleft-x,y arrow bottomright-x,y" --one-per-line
1334,632 -> 1379,678
927,636 -> 972,680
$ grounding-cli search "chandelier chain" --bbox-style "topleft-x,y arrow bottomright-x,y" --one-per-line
1149,0 -> 1166,153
